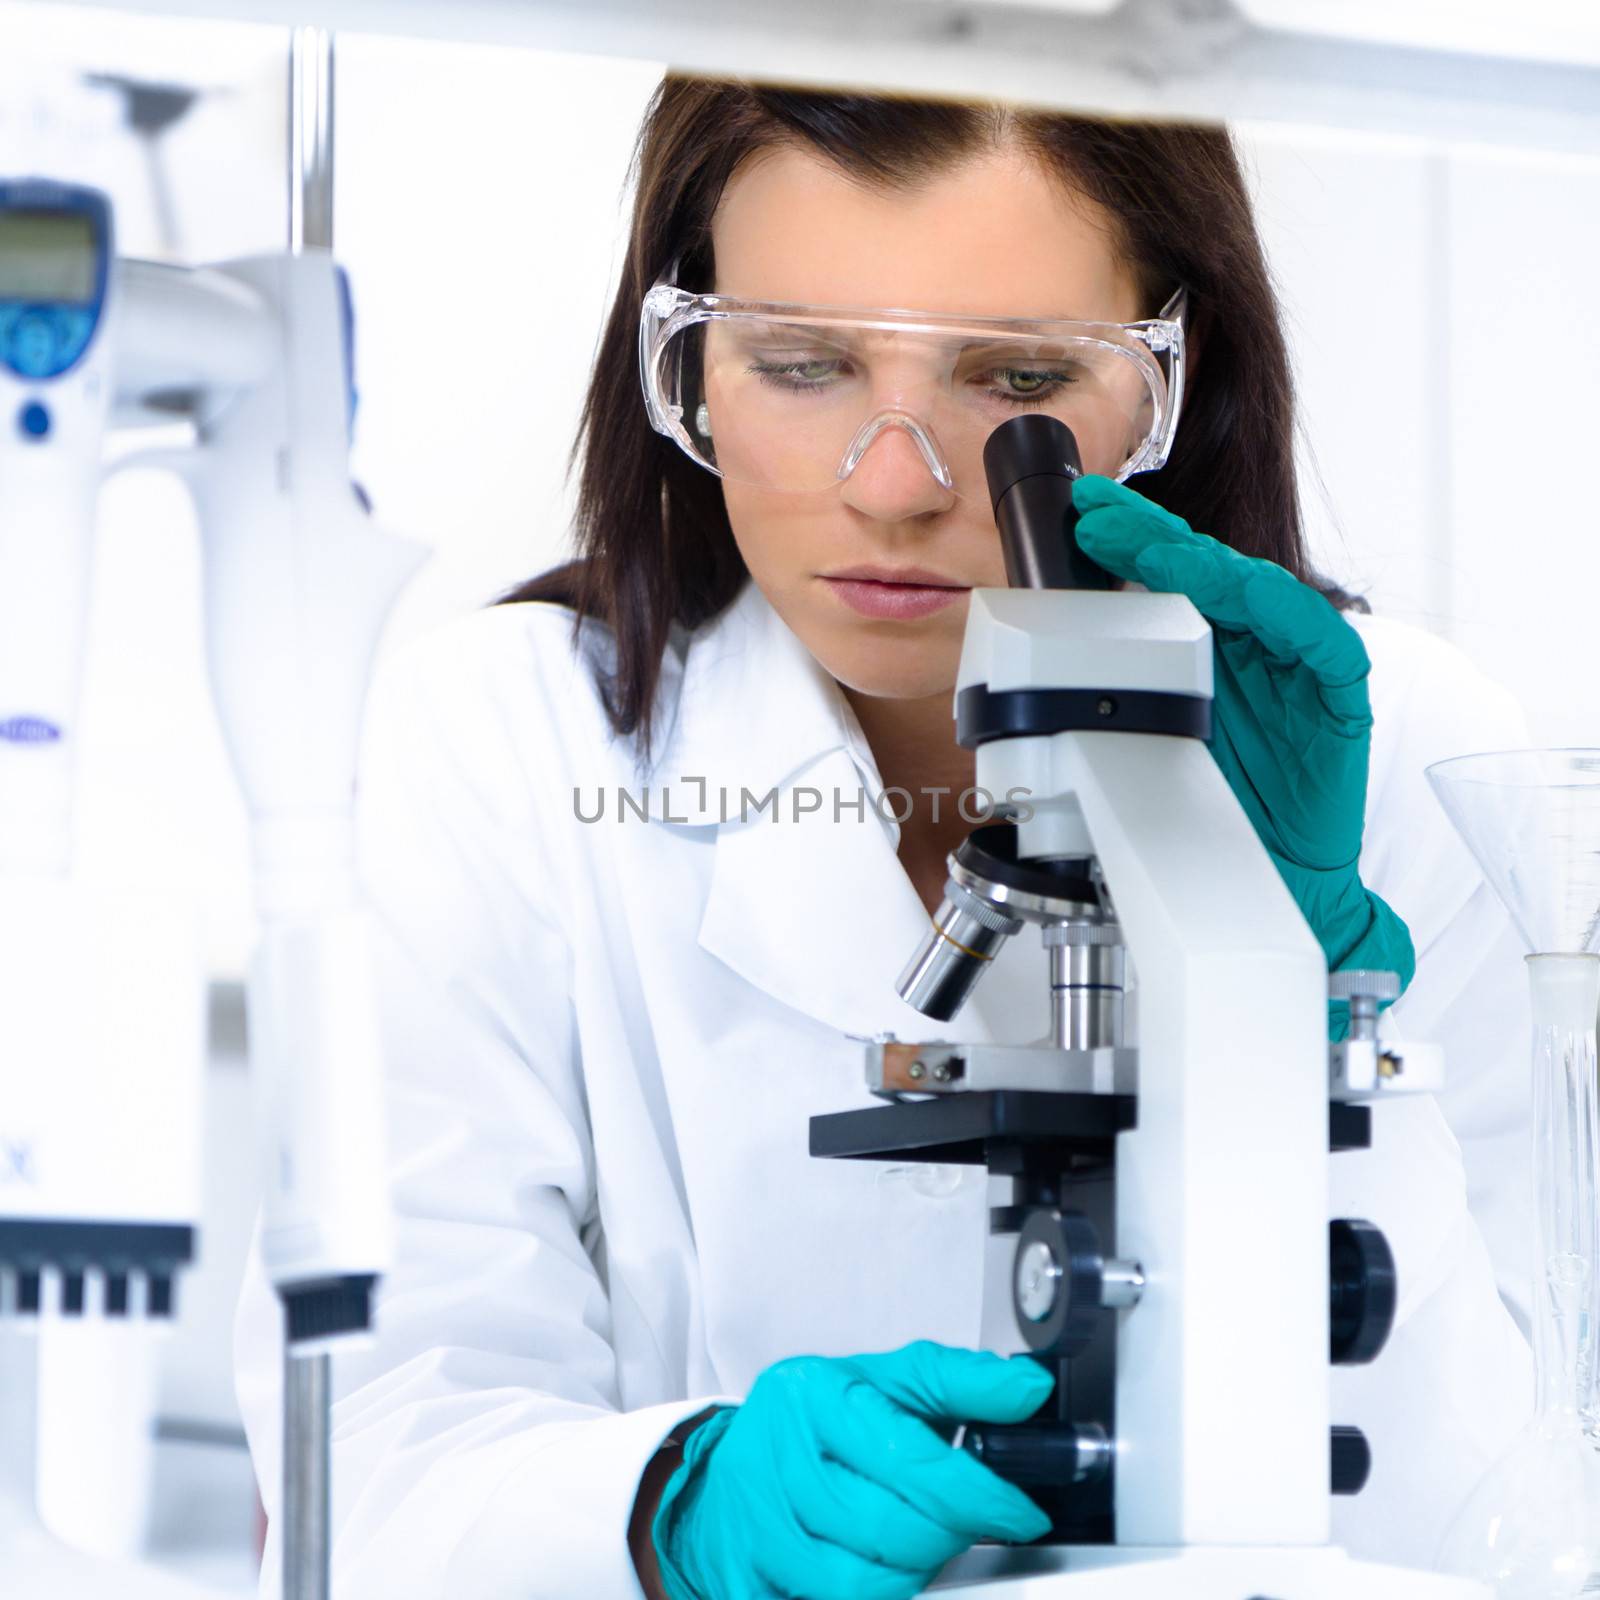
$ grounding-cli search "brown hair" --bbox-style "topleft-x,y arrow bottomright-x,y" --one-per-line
501,75 -> 1354,759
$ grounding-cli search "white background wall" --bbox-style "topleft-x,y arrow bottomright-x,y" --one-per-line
1243,123 -> 1600,741
0,1 -> 1596,1588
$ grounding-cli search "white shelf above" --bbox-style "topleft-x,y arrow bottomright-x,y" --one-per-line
26,0 -> 1600,155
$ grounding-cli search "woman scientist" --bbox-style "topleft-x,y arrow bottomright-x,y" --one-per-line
238,76 -> 1535,1600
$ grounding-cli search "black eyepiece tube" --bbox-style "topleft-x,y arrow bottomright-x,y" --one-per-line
983,415 -> 1112,592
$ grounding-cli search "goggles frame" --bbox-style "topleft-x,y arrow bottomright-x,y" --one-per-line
638,267 -> 1188,491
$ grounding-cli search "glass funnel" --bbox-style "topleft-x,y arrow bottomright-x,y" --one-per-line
1427,749 -> 1600,1598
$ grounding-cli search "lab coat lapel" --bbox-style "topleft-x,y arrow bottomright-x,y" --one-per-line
646,580 -> 990,1042
696,752 -> 1041,1045
696,748 -> 943,1039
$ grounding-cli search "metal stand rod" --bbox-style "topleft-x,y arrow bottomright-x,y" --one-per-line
282,31 -> 336,1599
283,1349 -> 331,1600
289,27 -> 335,252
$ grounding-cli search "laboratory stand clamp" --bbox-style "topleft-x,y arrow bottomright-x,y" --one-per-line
0,171 -> 424,1600
810,416 -> 1477,1600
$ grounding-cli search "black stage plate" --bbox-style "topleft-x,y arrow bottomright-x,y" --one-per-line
810,1090 -> 1369,1165
809,1090 -> 1136,1166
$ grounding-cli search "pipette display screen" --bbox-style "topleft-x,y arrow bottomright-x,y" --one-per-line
0,211 -> 96,302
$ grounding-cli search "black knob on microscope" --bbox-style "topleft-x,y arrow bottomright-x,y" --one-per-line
1331,1426 -> 1372,1495
963,1420 -> 1113,1486
1013,1207 -> 1107,1359
1329,1219 -> 1397,1366
982,416 -> 1112,592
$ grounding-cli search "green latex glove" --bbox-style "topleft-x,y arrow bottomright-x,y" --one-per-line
652,1341 -> 1055,1600
1070,474 -> 1414,1037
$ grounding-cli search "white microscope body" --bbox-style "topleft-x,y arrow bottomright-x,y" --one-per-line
0,178 -> 423,1594
928,587 -> 1476,1597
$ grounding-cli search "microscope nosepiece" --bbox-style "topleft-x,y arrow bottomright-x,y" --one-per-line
897,878 -> 1024,1020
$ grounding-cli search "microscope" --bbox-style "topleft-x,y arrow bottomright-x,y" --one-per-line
810,416 -> 1480,1598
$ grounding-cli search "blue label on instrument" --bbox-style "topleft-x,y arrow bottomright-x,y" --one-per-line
0,716 -> 62,744
0,1138 -> 36,1184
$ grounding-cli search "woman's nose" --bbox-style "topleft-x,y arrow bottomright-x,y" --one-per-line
836,412 -> 959,521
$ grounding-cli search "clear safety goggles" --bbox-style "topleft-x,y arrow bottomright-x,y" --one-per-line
639,272 -> 1186,499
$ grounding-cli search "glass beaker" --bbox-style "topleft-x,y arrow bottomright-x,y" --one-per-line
1427,750 -> 1600,1598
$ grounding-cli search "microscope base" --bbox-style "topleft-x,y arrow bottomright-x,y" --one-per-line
930,1543 -> 1488,1598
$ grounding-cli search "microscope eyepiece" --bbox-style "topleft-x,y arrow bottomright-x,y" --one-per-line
982,412 -> 1084,507
982,415 -> 1112,592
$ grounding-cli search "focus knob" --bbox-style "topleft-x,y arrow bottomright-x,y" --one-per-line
1328,970 -> 1402,1003
1331,1426 -> 1372,1495
1330,1219 -> 1397,1366
1329,970 -> 1400,1041
963,1420 -> 1114,1487
1013,1208 -> 1143,1358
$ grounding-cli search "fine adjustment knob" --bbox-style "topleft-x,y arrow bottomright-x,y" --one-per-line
1331,1425 -> 1372,1495
963,1420 -> 1114,1486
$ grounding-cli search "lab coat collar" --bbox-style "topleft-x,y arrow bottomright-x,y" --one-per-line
642,578 -> 882,825
643,579 -> 1007,1045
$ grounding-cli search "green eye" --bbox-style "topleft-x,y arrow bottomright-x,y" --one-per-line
997,369 -> 1057,394
746,355 -> 849,393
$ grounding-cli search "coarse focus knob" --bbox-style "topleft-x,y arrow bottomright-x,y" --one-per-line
1013,1208 -> 1142,1358
1330,1220 -> 1397,1366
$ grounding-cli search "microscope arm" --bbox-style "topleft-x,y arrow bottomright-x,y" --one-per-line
1020,727 -> 1330,1546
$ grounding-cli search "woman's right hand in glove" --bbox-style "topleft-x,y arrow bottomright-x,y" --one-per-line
652,1340 -> 1056,1600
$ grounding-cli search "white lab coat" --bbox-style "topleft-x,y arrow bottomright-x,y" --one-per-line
236,576 -> 1537,1597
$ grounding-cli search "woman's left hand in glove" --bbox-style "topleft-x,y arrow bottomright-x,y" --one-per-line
1070,474 -> 1413,1037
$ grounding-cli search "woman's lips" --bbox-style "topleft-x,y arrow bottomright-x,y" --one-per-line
820,575 -> 968,620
